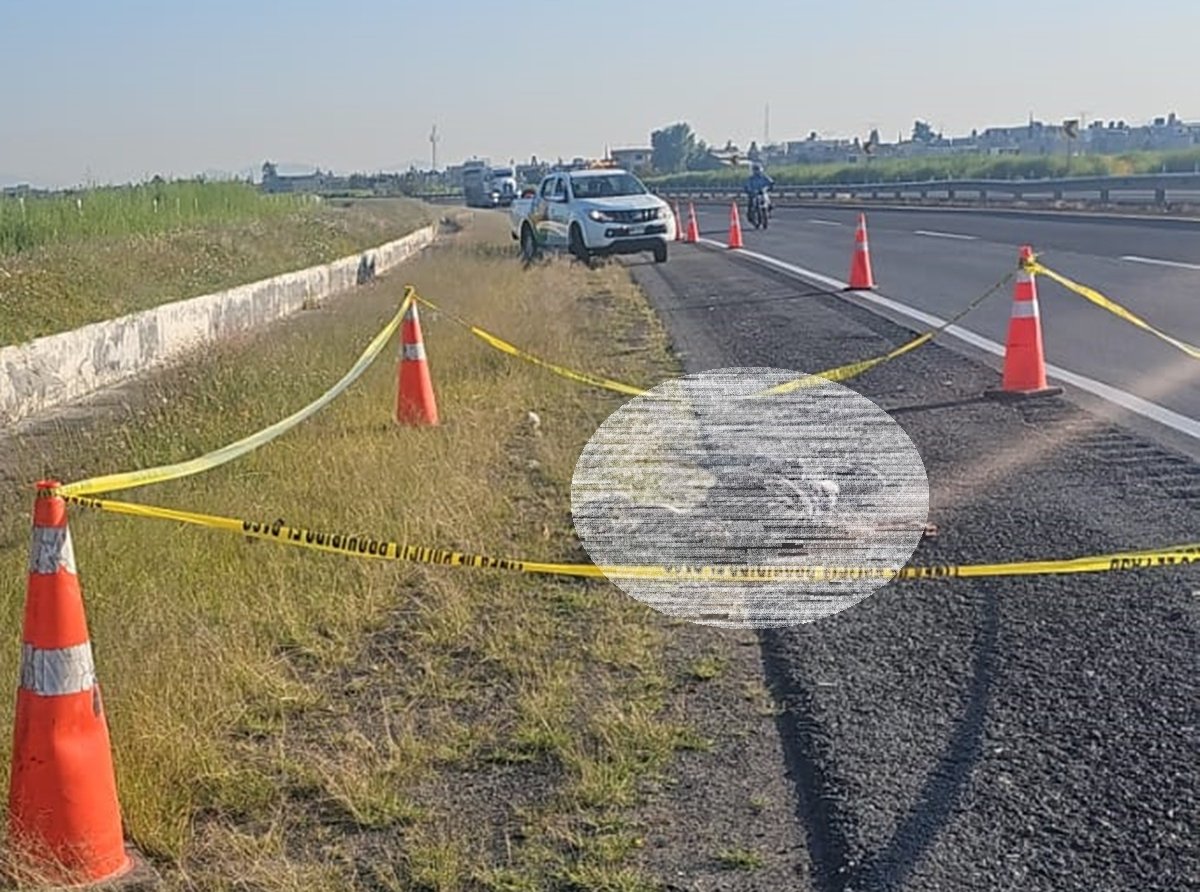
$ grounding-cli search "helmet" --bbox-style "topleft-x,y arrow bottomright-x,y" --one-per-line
751,162 -> 763,175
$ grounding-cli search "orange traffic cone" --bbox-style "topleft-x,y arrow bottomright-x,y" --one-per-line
6,483 -> 147,887
727,202 -> 744,249
985,246 -> 1063,400
672,202 -> 683,242
685,203 -> 699,243
847,213 -> 875,289
395,299 -> 439,426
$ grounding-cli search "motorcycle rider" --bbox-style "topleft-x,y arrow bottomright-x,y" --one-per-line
744,162 -> 774,220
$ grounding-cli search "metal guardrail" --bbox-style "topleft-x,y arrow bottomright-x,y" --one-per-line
411,191 -> 464,202
652,172 -> 1200,205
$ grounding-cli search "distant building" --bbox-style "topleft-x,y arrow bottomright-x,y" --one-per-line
785,138 -> 857,164
260,161 -> 335,194
609,147 -> 652,172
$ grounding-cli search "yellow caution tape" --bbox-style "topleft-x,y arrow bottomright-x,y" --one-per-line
1029,260 -> 1200,360
761,333 -> 934,395
413,293 -> 646,397
759,271 -> 1014,396
58,289 -> 416,498
61,492 -> 1199,582
416,271 -> 1012,404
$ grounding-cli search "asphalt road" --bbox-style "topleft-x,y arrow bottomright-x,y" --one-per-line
628,243 -> 1198,892
684,204 -> 1200,459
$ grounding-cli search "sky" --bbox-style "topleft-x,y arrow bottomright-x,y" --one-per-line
3,0 -> 1199,188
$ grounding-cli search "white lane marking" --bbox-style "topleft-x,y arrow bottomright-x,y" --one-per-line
914,230 -> 979,241
1120,255 -> 1200,272
697,238 -> 1200,441
809,219 -> 844,227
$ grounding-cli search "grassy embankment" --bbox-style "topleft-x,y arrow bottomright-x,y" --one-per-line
0,181 -> 434,345
0,213 -> 742,890
648,147 -> 1200,189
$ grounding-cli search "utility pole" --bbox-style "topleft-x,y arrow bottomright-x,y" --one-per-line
430,124 -> 440,172
764,103 -> 770,145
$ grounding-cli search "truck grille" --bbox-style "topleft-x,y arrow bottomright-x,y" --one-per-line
606,208 -> 658,223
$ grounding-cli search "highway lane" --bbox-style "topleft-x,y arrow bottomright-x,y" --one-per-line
687,204 -> 1200,454
628,247 -> 1199,892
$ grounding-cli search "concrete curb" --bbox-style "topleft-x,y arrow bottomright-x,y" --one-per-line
0,223 -> 438,428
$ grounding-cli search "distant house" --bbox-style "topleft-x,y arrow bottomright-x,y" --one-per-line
260,161 -> 335,194
609,147 -> 652,172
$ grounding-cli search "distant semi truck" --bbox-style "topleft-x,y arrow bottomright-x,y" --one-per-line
462,161 -> 519,208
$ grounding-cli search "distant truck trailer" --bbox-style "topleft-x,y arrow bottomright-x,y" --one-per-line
462,161 -> 518,208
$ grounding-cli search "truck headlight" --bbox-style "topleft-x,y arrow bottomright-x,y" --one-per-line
587,209 -> 614,223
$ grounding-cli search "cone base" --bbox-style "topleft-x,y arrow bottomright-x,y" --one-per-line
983,385 -> 1064,402
96,847 -> 161,892
3,845 -> 160,891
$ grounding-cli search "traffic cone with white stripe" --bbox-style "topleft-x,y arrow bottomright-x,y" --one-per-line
395,298 -> 439,426
685,202 -> 699,243
6,483 -> 152,888
985,246 -> 1062,400
727,202 -> 744,249
847,213 -> 875,289
672,202 -> 683,242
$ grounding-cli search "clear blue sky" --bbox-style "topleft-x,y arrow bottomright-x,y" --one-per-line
3,0 -> 1198,187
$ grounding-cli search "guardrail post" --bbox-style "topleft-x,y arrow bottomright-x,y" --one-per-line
1100,189 -> 1110,203
1155,188 -> 1167,205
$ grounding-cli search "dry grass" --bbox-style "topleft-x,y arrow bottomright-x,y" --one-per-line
0,197 -> 434,345
0,212 -> 691,889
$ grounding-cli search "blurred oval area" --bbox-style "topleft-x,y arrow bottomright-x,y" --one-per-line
571,368 -> 930,627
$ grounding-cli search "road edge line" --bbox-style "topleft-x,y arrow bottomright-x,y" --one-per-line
695,238 -> 1200,442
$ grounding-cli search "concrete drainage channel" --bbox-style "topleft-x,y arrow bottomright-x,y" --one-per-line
0,217 -> 465,429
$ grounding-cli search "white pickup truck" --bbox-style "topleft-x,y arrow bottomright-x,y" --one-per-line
509,167 -> 675,264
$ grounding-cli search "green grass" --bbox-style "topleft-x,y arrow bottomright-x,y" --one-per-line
0,214 -> 690,889
714,848 -> 765,871
648,147 -> 1200,189
0,180 -> 309,254
0,192 -> 434,345
687,655 -> 726,681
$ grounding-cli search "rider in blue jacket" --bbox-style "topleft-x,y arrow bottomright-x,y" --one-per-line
744,162 -> 774,217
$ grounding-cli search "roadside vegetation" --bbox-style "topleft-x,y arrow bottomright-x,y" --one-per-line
0,181 -> 310,254
0,183 -> 433,345
0,214 -> 733,890
646,147 -> 1200,189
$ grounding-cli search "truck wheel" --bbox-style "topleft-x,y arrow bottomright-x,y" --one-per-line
520,225 -> 540,264
653,242 -> 668,264
569,225 -> 591,265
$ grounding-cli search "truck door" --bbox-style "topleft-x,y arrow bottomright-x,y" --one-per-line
536,176 -> 562,247
546,175 -> 571,245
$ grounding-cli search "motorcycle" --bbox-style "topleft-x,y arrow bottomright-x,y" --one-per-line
748,188 -> 771,230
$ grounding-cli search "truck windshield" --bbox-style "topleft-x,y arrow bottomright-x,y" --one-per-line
569,174 -> 647,199
492,169 -> 513,177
